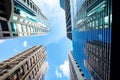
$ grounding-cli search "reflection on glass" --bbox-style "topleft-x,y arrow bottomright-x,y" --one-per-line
22,25 -> 27,36
16,24 -> 23,36
10,22 -> 18,36
12,16 -> 18,21
20,18 -> 24,22
27,26 -> 30,35
104,16 -> 108,28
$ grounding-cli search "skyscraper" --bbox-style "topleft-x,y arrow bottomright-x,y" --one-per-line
60,0 -> 72,40
0,46 -> 48,80
0,0 -> 50,39
61,0 -> 112,80
84,40 -> 111,80
68,51 -> 86,80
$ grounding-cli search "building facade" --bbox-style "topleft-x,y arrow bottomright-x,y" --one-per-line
72,0 -> 112,79
0,46 -> 48,80
61,0 -> 112,79
68,51 -> 86,80
0,0 -> 50,39
60,0 -> 72,40
84,40 -> 110,80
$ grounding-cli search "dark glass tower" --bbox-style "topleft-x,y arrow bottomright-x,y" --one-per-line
60,0 -> 72,40
72,0 -> 112,80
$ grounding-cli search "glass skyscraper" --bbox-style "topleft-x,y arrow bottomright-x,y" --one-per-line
60,0 -> 72,40
61,0 -> 112,80
0,0 -> 50,39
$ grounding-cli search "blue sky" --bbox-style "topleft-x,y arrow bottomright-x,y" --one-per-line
0,0 -> 72,80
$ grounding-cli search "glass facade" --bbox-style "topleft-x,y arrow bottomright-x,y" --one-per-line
64,0 -> 72,40
71,0 -> 112,79
0,0 -> 50,39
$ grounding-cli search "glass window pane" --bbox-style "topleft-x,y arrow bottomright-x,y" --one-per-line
104,16 -> 108,28
12,16 -> 18,21
20,18 -> 24,22
16,24 -> 23,36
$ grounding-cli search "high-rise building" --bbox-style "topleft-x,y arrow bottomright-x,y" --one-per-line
61,0 -> 112,80
68,51 -> 86,80
0,0 -> 50,39
0,46 -> 48,80
60,0 -> 65,9
60,0 -> 72,40
84,40 -> 110,80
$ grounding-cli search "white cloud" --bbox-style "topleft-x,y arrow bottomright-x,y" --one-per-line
23,41 -> 27,47
0,40 -> 5,44
55,68 -> 62,78
55,60 -> 70,79
60,60 -> 70,78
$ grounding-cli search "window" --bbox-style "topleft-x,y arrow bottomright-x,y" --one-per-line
104,16 -> 108,28
101,63 -> 104,70
20,18 -> 23,22
14,7 -> 20,15
25,20 -> 28,24
93,21 -> 95,29
14,71 -> 18,80
27,26 -> 30,35
0,20 -> 10,37
35,54 -> 37,61
32,71 -> 34,79
22,25 -> 27,36
35,7 -> 37,12
12,16 -> 18,21
30,2 -> 32,8
20,65 -> 24,76
81,73 -> 84,77
23,0 -> 26,2
32,56 -> 35,63
27,0 -> 29,6
5,77 -> 10,80
28,75 -> 31,80
33,5 -> 35,10
29,22 -> 31,25
100,18 -> 102,28
30,27 -> 33,33
96,20 -> 98,29
16,24 -> 23,36
98,48 -> 102,57
35,68 -> 37,75
30,58 -> 32,67
98,60 -> 102,68
25,62 -> 29,70
37,64 -> 39,71
93,56 -> 95,63
90,22 -> 91,28
0,20 -> 9,32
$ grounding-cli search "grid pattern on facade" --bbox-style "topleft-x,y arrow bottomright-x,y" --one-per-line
72,0 -> 112,79
74,0 -> 112,32
68,51 -> 86,80
0,0 -> 50,39
84,40 -> 110,80
0,46 -> 47,80
64,0 -> 72,40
